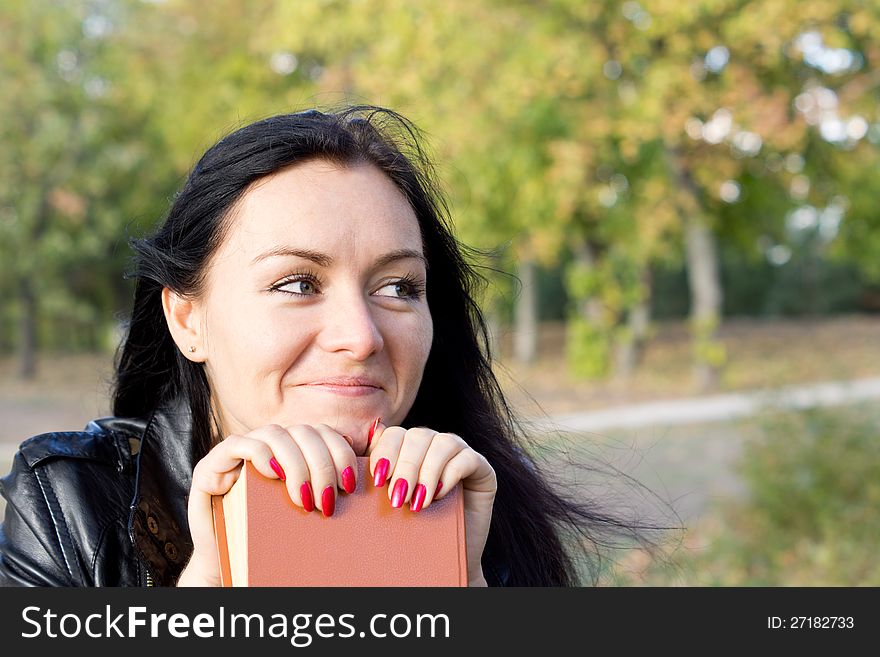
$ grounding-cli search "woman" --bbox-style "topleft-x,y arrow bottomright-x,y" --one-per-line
0,106 -> 650,587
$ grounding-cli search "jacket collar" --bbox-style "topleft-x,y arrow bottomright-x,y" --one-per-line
127,397 -> 196,586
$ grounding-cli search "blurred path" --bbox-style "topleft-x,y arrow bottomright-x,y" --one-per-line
528,376 -> 880,523
535,376 -> 880,434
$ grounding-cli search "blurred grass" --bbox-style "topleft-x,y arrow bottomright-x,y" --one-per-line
606,403 -> 880,586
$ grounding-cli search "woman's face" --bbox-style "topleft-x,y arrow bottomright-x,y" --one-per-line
182,160 -> 433,454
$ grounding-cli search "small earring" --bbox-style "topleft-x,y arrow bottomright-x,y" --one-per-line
188,346 -> 196,353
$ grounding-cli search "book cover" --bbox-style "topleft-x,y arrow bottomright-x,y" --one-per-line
212,457 -> 468,586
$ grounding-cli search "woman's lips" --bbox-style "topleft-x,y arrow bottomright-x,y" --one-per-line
303,384 -> 381,397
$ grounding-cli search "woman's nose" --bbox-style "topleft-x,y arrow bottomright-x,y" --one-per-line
317,292 -> 384,359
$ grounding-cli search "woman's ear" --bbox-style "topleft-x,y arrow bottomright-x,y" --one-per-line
161,287 -> 205,362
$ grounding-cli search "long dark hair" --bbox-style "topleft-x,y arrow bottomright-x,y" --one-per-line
114,106 -> 668,586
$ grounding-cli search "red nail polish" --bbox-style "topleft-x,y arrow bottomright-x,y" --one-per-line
410,483 -> 427,512
321,485 -> 335,517
391,479 -> 408,509
300,482 -> 314,512
367,417 -> 381,447
269,457 -> 286,481
373,458 -> 390,487
341,466 -> 356,494
435,480 -> 443,496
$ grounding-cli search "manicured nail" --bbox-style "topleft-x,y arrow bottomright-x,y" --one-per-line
373,458 -> 390,487
391,478 -> 408,509
269,457 -> 286,481
299,482 -> 314,512
435,480 -> 443,496
410,483 -> 427,512
321,485 -> 335,517
341,466 -> 356,494
367,417 -> 382,447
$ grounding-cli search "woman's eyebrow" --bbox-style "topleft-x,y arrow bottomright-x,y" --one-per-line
251,247 -> 332,267
374,248 -> 429,270
251,246 -> 428,270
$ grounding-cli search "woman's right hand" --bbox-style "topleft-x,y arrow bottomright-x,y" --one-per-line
176,423 -> 357,587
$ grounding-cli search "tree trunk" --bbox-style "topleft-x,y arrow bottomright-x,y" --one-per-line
667,146 -> 724,390
513,257 -> 539,364
19,277 -> 37,380
685,216 -> 723,390
614,268 -> 652,380
573,242 -> 604,324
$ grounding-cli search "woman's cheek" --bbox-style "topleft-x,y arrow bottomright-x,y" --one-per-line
408,319 -> 434,385
395,307 -> 431,352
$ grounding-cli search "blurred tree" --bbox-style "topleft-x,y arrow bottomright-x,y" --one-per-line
0,0 -> 128,377
542,0 -> 880,387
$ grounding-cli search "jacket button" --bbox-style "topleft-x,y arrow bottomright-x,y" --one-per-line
164,542 -> 179,561
147,516 -> 159,535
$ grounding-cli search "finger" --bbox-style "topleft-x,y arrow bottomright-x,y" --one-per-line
244,424 -> 314,511
410,432 -> 468,512
435,448 -> 496,499
368,424 -> 406,489
365,417 -> 386,457
187,434 -> 280,576
191,435 -> 279,493
311,423 -> 358,495
387,426 -> 437,508
186,461 -> 242,574
286,424 -> 341,517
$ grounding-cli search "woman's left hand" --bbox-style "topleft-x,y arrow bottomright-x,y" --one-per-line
368,420 -> 497,586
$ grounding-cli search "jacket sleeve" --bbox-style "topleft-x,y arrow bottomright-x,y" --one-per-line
0,450 -> 77,586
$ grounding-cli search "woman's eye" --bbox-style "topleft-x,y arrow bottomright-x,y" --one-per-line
376,282 -> 408,298
377,279 -> 425,299
272,275 -> 423,299
276,277 -> 319,295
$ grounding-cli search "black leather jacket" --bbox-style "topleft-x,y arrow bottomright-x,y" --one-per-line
0,400 -> 509,587
0,400 -> 197,586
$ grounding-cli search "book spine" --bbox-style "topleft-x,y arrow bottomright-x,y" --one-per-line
456,487 -> 468,586
211,494 -> 233,587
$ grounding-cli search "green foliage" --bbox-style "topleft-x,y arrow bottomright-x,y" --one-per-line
616,405 -> 880,585
564,260 -> 603,300
691,313 -> 727,369
565,317 -> 611,379
710,405 -> 880,585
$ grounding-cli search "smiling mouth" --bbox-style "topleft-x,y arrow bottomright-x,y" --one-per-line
303,383 -> 382,396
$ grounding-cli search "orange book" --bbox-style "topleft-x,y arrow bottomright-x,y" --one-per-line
211,457 -> 467,586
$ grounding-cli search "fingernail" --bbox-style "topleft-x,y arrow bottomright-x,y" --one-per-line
373,458 -> 390,487
342,434 -> 354,447
300,482 -> 314,512
367,417 -> 382,447
435,480 -> 443,496
341,466 -> 356,494
391,478 -> 408,509
321,485 -> 335,517
410,483 -> 427,512
269,457 -> 286,481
